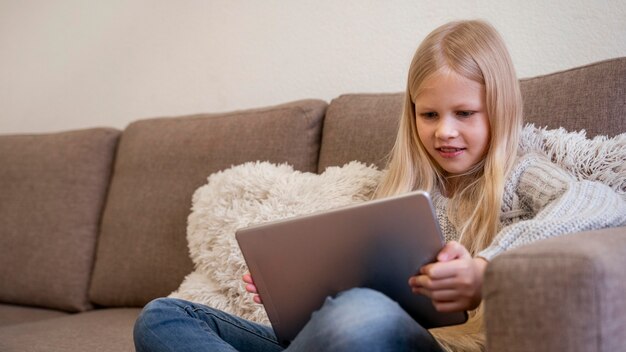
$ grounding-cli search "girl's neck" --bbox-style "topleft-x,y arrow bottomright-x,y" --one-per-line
441,173 -> 472,198
440,160 -> 486,198
441,178 -> 458,198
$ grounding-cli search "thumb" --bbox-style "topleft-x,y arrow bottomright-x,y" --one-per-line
437,241 -> 470,262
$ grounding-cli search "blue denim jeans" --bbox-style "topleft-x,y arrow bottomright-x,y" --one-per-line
134,287 -> 444,352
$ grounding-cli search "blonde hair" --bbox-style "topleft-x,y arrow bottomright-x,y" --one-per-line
375,20 -> 523,255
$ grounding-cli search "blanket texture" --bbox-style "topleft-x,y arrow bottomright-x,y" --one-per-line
520,124 -> 625,198
169,161 -> 382,323
169,124 -> 625,329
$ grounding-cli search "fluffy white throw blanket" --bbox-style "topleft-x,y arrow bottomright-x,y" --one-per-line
169,124 -> 625,326
169,161 -> 382,323
520,124 -> 625,197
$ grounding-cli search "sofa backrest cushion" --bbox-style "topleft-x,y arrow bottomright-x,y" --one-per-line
0,128 -> 120,312
317,93 -> 403,171
520,57 -> 625,137
318,58 -> 625,171
89,100 -> 327,307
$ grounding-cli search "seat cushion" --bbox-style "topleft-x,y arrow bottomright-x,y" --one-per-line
89,100 -> 327,307
0,304 -> 69,327
0,128 -> 120,312
0,308 -> 141,352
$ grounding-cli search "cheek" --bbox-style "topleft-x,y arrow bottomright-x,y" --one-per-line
414,121 -> 429,144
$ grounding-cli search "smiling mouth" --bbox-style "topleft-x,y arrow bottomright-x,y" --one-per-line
436,147 -> 465,158
437,147 -> 465,152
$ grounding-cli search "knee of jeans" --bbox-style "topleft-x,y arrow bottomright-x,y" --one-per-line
294,288 -> 415,350
156,297 -> 187,308
313,288 -> 409,334
332,287 -> 400,314
140,297 -> 178,315
134,298 -> 190,349
135,298 -> 180,332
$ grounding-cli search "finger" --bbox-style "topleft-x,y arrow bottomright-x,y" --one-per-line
413,287 -> 459,301
425,277 -> 459,291
242,273 -> 254,284
437,241 -> 470,262
409,274 -> 433,289
429,289 -> 460,302
253,295 -> 263,304
419,262 -> 436,275
245,284 -> 258,294
432,300 -> 467,313
408,275 -> 428,288
412,274 -> 458,291
421,260 -> 464,279
412,287 -> 432,298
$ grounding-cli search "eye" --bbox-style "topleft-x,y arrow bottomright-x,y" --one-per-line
419,112 -> 438,119
456,111 -> 475,118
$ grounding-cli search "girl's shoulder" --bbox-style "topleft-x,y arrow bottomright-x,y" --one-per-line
511,151 -> 573,178
524,150 -> 575,173
505,152 -> 574,196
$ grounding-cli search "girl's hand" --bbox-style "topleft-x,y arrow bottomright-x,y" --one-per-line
408,241 -> 488,312
242,273 -> 263,304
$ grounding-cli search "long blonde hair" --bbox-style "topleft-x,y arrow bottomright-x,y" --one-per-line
375,20 -> 523,255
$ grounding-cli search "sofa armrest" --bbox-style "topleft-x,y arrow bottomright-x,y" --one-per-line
483,226 -> 626,352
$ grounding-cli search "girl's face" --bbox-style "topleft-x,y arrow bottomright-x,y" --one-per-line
414,69 -> 490,175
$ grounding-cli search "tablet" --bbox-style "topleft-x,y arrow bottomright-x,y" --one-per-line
235,190 -> 468,346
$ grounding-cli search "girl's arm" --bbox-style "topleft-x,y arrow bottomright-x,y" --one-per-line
479,155 -> 626,261
410,155 -> 625,312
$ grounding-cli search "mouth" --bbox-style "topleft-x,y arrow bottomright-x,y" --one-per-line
436,147 -> 466,158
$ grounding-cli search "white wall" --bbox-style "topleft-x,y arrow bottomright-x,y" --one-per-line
1,0 -> 625,134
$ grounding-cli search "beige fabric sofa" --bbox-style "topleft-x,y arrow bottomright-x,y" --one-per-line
0,58 -> 624,352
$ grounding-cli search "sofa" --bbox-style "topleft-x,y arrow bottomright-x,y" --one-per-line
0,57 -> 624,352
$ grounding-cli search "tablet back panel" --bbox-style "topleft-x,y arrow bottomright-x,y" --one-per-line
236,191 -> 467,345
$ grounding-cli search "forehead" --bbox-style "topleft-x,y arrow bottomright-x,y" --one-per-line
415,68 -> 484,103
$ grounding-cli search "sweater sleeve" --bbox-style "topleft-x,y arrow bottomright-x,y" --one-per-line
478,156 -> 626,261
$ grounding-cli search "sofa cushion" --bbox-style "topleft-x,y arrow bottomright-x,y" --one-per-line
0,128 -> 120,312
0,304 -> 69,327
520,57 -> 626,137
318,93 -> 403,171
89,100 -> 327,307
0,308 -> 140,352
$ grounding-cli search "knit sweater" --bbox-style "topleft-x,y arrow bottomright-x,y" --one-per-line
431,152 -> 626,261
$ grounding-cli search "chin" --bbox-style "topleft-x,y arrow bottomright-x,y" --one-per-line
441,166 -> 472,175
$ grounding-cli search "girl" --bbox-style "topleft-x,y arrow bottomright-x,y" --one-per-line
134,20 -> 626,352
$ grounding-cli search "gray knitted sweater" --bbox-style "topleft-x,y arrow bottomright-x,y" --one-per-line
431,152 -> 626,261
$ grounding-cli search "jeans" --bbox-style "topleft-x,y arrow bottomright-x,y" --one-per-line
134,287 -> 445,352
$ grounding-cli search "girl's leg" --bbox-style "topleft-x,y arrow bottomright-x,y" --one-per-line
286,288 -> 444,352
133,298 -> 284,352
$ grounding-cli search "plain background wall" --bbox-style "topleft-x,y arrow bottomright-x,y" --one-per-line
1,0 -> 625,134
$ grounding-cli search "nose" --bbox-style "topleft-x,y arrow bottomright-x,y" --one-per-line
434,116 -> 459,140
